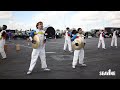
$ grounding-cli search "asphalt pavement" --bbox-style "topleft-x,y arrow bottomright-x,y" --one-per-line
0,37 -> 120,79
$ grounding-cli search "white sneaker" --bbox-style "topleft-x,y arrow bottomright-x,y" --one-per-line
27,71 -> 32,75
43,68 -> 50,71
70,51 -> 73,53
72,65 -> 76,69
80,64 -> 87,67
64,50 -> 67,52
1,58 -> 7,60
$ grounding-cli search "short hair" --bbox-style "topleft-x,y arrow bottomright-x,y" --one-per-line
66,27 -> 69,30
72,30 -> 77,34
36,21 -> 43,29
2,25 -> 7,30
77,28 -> 82,31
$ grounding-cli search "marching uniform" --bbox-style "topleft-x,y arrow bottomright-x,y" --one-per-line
63,30 -> 72,52
111,30 -> 117,47
0,30 -> 7,59
27,29 -> 50,74
71,33 -> 86,68
98,31 -> 106,49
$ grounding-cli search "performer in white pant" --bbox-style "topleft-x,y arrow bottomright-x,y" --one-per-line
98,30 -> 106,49
63,27 -> 73,52
71,28 -> 86,69
27,21 -> 50,75
111,30 -> 118,48
0,25 -> 7,60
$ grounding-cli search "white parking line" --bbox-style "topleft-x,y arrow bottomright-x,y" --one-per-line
46,52 -> 56,53
20,45 -> 32,48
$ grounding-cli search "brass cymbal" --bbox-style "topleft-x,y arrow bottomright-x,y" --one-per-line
32,35 -> 40,49
72,37 -> 84,50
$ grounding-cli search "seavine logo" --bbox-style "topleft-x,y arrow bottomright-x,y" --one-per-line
99,69 -> 116,76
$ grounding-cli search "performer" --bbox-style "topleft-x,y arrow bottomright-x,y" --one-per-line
0,25 -> 7,60
63,27 -> 73,53
71,28 -> 86,69
97,30 -> 106,49
27,21 -> 50,75
111,29 -> 118,48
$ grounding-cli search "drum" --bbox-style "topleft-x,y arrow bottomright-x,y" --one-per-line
32,35 -> 40,49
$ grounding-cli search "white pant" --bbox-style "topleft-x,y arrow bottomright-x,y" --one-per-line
28,46 -> 47,71
72,48 -> 84,66
64,39 -> 72,51
0,47 -> 6,58
111,37 -> 117,47
98,39 -> 105,49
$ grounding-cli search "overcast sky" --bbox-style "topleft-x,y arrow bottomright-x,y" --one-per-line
0,11 -> 120,31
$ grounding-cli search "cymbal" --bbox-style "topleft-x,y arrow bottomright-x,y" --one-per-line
32,35 -> 40,49
72,37 -> 84,50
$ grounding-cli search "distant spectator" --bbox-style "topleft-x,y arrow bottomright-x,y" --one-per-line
8,31 -> 12,41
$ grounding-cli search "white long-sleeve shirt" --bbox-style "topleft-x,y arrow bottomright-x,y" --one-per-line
29,29 -> 46,46
0,30 -> 6,48
99,32 -> 104,40
112,31 -> 117,38
65,30 -> 71,41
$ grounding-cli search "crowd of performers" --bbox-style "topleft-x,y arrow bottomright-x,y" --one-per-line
0,21 -> 119,75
